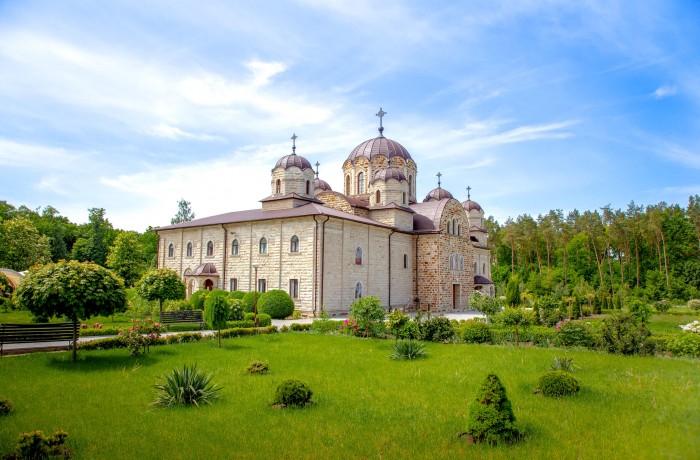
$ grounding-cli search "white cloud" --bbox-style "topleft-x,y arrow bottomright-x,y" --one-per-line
147,124 -> 223,142
0,139 -> 82,169
652,85 -> 678,99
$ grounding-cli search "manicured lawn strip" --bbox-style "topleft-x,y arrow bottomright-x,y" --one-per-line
0,334 -> 698,459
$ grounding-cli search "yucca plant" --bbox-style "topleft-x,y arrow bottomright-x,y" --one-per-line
153,364 -> 221,407
390,340 -> 427,360
550,355 -> 577,373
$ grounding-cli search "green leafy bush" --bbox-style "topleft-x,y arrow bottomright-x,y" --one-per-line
465,373 -> 521,445
226,320 -> 256,329
78,336 -> 127,351
311,316 -> 340,334
273,379 -> 313,407
493,308 -> 533,346
688,299 -> 700,311
626,298 -> 653,323
164,299 -> 191,311
667,333 -> 700,358
228,299 -> 244,321
416,314 -> 455,342
468,292 -> 503,321
79,326 -> 123,337
537,370 -> 580,397
153,364 -> 221,407
165,323 -> 202,333
487,327 -> 555,347
349,295 -> 386,337
14,429 -> 70,460
258,290 -> 295,319
219,326 -> 277,339
242,291 -> 258,312
654,300 -> 671,313
600,314 -> 650,355
555,320 -> 595,348
390,340 -> 427,360
461,320 -> 491,344
239,312 -> 271,326
0,398 -> 13,416
246,361 -> 269,374
291,323 -> 312,332
204,291 -> 230,347
189,290 -> 208,310
536,296 -> 564,326
228,290 -> 246,300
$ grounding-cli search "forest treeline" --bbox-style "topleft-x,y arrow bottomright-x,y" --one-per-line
0,201 -> 158,286
483,195 -> 700,303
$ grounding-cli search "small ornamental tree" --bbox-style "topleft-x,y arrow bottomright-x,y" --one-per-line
135,269 -> 186,313
204,291 -> 230,347
505,277 -> 521,307
349,295 -> 385,337
496,307 -> 533,346
14,260 -> 127,361
464,373 -> 521,445
468,292 -> 503,322
258,290 -> 294,319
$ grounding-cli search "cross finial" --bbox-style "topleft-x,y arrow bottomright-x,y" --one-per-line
376,107 -> 387,136
437,172 -> 442,188
314,161 -> 320,178
466,185 -> 471,200
291,133 -> 297,154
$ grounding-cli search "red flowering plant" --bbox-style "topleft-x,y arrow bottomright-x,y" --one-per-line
91,322 -> 104,329
338,318 -> 359,336
118,318 -> 163,356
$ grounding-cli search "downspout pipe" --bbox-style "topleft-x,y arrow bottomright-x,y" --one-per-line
312,216 -> 319,314
319,215 -> 330,314
415,234 -> 420,311
388,229 -> 396,311
221,224 -> 227,290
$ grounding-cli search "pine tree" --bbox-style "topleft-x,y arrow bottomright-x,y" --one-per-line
465,373 -> 521,445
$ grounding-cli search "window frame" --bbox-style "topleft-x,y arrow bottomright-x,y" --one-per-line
290,235 -> 299,253
186,242 -> 193,257
354,246 -> 363,265
259,237 -> 267,254
206,241 -> 214,257
230,278 -> 238,292
257,278 -> 267,293
168,243 -> 174,258
289,278 -> 299,299
354,281 -> 363,300
231,239 -> 239,256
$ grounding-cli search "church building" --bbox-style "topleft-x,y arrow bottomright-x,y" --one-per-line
156,110 -> 493,316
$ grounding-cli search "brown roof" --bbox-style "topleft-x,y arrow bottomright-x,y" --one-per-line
369,202 -> 415,213
463,199 -> 483,212
423,187 -> 454,202
313,178 -> 332,192
347,136 -> 412,163
469,225 -> 487,233
274,153 -> 313,171
191,263 -> 219,276
157,202 -> 396,231
474,275 -> 493,285
371,167 -> 407,184
259,193 -> 322,204
409,200 -> 448,233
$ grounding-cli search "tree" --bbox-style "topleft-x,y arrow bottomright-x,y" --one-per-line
135,269 -> 186,312
349,295 -> 385,337
0,217 -> 51,271
204,291 -> 230,347
106,231 -> 146,286
71,208 -> 114,266
464,373 -> 521,445
171,199 -> 195,225
468,291 -> 502,322
505,277 -> 521,307
497,307 -> 532,346
14,260 -> 127,361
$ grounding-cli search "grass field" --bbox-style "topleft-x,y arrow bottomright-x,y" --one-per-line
1,333 -> 698,459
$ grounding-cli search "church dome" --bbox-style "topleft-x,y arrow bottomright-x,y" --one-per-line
423,187 -> 453,202
347,137 -> 412,163
313,178 -> 332,192
462,199 -> 483,212
275,153 -> 313,171
371,167 -> 406,184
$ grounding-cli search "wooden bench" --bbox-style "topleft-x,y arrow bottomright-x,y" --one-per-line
0,322 -> 78,356
159,310 -> 206,329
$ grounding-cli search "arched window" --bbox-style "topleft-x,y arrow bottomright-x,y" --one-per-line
306,180 -> 310,195
231,239 -> 239,255
460,255 -> 464,271
402,192 -> 406,204
447,221 -> 452,234
457,224 -> 461,236
168,243 -> 174,258
206,241 -> 214,257
408,175 -> 413,196
290,235 -> 299,252
403,254 -> 408,269
345,175 -> 351,195
259,237 -> 267,254
355,246 -> 363,265
474,262 -> 478,273
276,179 -> 281,194
354,281 -> 363,300
483,263 -> 486,275
375,190 -> 381,204
186,242 -> 193,257
452,219 -> 457,235
357,172 -> 365,194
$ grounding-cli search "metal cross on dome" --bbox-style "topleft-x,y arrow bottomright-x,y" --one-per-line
376,107 -> 387,136
291,133 -> 297,154
467,185 -> 471,200
437,172 -> 442,188
315,161 -> 320,178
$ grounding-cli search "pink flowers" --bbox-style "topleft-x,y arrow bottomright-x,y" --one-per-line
555,318 -> 571,330
91,323 -> 103,329
81,324 -> 88,329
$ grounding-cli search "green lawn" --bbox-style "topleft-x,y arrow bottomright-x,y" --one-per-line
1,334 -> 698,459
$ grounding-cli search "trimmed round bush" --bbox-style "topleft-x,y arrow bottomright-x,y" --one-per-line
242,291 -> 258,312
0,398 -> 13,416
688,299 -> 700,311
537,370 -> 580,397
228,290 -> 246,300
258,290 -> 294,319
257,313 -> 272,327
273,379 -> 313,407
164,299 -> 192,311
461,320 -> 491,343
189,290 -> 208,310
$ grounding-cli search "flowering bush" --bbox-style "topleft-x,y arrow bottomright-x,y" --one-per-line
118,318 -> 163,356
81,323 -> 88,329
555,318 -> 571,330
91,322 -> 104,329
339,318 -> 358,336
680,320 -> 700,334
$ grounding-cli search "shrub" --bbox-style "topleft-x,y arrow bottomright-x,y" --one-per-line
0,398 -> 13,416
226,320 -> 256,329
626,298 -> 653,323
204,291 -> 230,347
118,318 -> 163,356
537,370 -> 580,397
13,429 -> 70,460
600,313 -> 650,355
461,320 -> 491,344
468,292 -> 503,321
78,336 -> 127,351
390,340 -> 427,360
291,323 -> 312,332
688,299 -> 700,311
244,312 -> 255,321
239,312 -> 271,327
164,299 -> 191,311
667,333 -> 700,358
536,296 -> 564,326
165,323 -> 202,333
258,290 -> 295,319
273,379 -> 313,407
465,373 -> 521,445
550,355 -> 576,373
387,310 -> 410,336
292,310 -> 302,319
493,308 -> 532,346
228,290 -> 246,300
79,326 -> 122,337
228,299 -> 244,321
349,295 -> 385,337
246,361 -> 269,374
153,364 -> 221,407
555,320 -> 595,348
218,326 -> 277,339
311,316 -> 341,334
654,300 -> 671,313
165,332 -> 204,344
242,291 -> 258,313
416,314 -> 455,342
680,320 -> 700,334
189,290 -> 208,310
644,334 -> 673,355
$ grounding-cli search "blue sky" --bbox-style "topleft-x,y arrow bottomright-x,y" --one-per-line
0,0 -> 698,231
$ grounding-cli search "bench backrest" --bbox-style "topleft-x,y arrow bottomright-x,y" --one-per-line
159,310 -> 204,323
0,322 -> 77,345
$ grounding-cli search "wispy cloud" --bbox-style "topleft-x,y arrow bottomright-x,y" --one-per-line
652,85 -> 678,99
0,139 -> 82,169
146,124 -> 223,142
